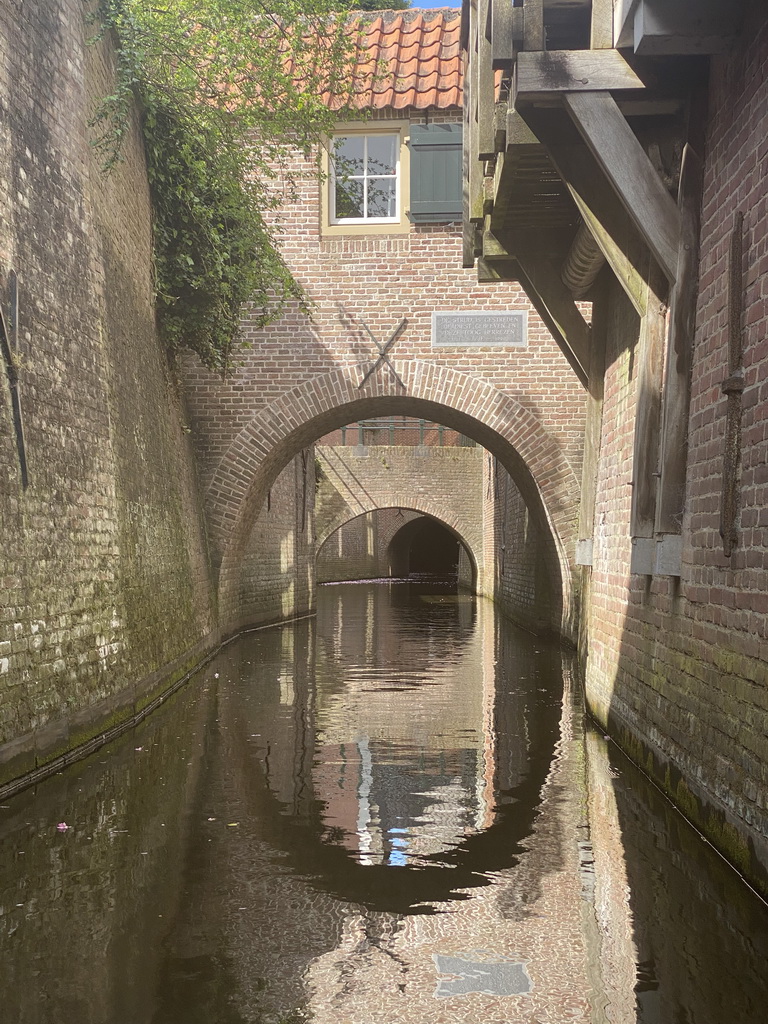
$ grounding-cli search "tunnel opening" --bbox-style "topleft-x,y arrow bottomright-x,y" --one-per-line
388,516 -> 462,584
316,508 -> 477,592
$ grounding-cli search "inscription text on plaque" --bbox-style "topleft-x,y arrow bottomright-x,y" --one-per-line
431,310 -> 527,349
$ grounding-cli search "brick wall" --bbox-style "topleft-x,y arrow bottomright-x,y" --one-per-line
230,453 -> 316,633
314,444 -> 485,587
178,108 -> 587,637
490,455 -> 559,635
582,4 -> 768,893
0,1 -> 215,786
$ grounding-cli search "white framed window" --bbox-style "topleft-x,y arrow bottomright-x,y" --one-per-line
330,132 -> 400,224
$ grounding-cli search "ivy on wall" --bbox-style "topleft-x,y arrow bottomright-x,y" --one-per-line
87,0 -> 355,376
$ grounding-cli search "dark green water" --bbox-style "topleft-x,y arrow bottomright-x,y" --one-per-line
0,582 -> 766,1023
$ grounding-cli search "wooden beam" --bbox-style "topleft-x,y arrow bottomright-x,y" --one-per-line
491,1 -> 522,68
515,256 -> 590,386
614,0 -> 640,48
656,144 -> 703,535
630,265 -> 667,547
477,257 -> 520,283
514,50 -> 646,105
591,0 -> 614,48
563,91 -> 681,283
522,0 -> 544,52
477,0 -> 496,160
633,0 -> 739,56
720,211 -> 745,558
484,222 -> 575,260
522,108 -> 653,315
463,3 -> 484,240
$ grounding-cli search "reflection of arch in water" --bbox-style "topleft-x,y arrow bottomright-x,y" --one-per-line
205,362 -> 580,640
217,611 -> 569,916
316,507 -> 479,591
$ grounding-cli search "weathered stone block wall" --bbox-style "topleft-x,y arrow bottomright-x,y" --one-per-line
583,5 -> 768,893
0,1 -> 215,786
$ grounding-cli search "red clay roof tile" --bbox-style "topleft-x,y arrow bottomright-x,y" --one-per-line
322,9 -> 464,111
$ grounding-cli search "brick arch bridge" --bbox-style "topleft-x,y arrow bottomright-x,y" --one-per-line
206,360 -> 581,634
316,505 -> 481,589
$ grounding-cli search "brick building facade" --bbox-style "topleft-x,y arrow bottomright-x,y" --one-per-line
464,0 -> 768,894
178,9 -> 588,639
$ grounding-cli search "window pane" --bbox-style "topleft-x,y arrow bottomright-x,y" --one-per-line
367,135 -> 397,176
367,177 -> 397,219
335,178 -> 364,220
333,136 -> 364,177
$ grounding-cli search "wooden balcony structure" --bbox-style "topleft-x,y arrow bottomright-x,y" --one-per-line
462,0 -> 743,572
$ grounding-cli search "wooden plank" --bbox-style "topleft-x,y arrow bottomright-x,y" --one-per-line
522,0 -> 544,52
656,144 -> 703,535
591,0 -> 614,48
563,90 -> 681,283
484,222 -> 575,259
614,0 -> 640,48
464,4 -> 484,230
514,49 -> 646,104
505,107 -> 539,149
516,256 -> 591,385
477,0 -> 496,160
491,1 -> 522,68
630,264 -> 667,544
634,0 -> 738,56
477,257 -> 520,283
523,108 -> 652,315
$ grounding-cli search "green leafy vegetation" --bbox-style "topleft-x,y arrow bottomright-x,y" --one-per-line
88,0 -> 354,375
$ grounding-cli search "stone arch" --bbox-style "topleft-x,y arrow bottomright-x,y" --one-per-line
316,505 -> 481,590
206,360 -> 581,635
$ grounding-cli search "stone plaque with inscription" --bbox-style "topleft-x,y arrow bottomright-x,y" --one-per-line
431,310 -> 527,348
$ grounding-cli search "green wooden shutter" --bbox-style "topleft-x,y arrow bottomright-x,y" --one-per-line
408,123 -> 463,223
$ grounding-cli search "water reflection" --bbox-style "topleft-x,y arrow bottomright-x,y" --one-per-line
0,583 -> 766,1024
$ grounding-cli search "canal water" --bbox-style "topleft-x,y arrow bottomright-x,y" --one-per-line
1,582 -> 767,1023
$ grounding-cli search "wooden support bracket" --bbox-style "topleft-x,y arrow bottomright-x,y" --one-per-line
630,264 -> 668,551
477,257 -> 520,283
656,143 -> 704,535
514,49 -> 646,104
491,3 -> 522,69
515,256 -> 590,387
522,0 -> 544,52
521,108 -> 654,315
563,91 -> 681,284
